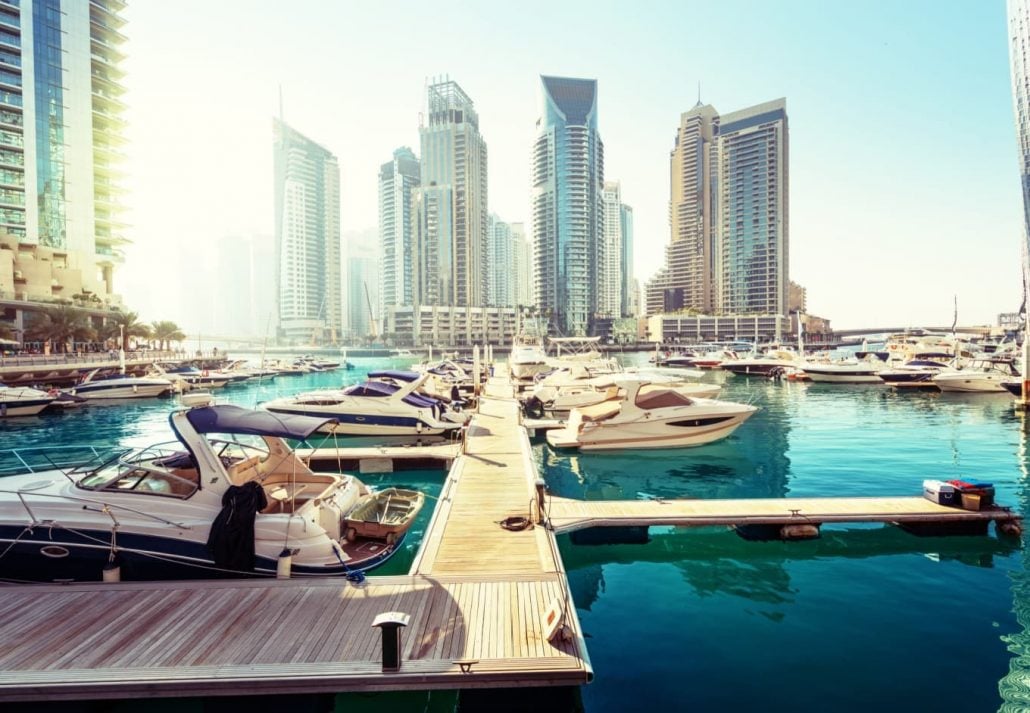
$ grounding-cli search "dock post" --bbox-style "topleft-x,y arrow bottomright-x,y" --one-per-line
371,611 -> 410,672
535,478 -> 547,524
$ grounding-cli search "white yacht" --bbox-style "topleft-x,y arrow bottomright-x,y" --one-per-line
526,374 -> 720,418
546,380 -> 757,451
509,317 -> 550,380
721,348 -> 800,377
0,398 -> 409,581
932,359 -> 1020,393
69,368 -> 173,400
0,385 -> 55,417
261,370 -> 469,436
801,356 -> 888,384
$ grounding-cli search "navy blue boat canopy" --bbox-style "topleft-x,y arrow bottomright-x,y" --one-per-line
185,404 -> 333,439
367,370 -> 421,382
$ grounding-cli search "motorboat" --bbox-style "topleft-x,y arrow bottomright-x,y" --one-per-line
877,353 -> 956,387
0,385 -> 55,417
260,370 -> 470,436
721,348 -> 799,377
800,355 -> 888,384
691,349 -> 741,370
510,317 -> 550,380
545,380 -> 757,451
0,398 -> 410,582
525,374 -> 721,419
932,359 -> 1020,393
69,368 -> 173,400
1003,380 -> 1023,397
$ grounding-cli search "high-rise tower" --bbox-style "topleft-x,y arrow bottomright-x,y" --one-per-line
717,99 -> 788,315
1010,0 -> 1030,243
273,119 -> 342,343
379,146 -> 420,310
532,75 -> 605,336
0,0 -> 129,295
415,78 -> 488,307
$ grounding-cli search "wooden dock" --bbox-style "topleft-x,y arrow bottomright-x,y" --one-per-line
544,495 -> 1021,537
0,378 -> 592,702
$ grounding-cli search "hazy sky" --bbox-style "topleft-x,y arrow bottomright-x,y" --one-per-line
119,0 -> 1021,332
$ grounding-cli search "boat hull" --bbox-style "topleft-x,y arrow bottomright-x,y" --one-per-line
263,405 -> 458,436
804,369 -> 883,384
546,411 -> 754,451
0,398 -> 53,417
932,376 -> 1009,393
72,383 -> 172,399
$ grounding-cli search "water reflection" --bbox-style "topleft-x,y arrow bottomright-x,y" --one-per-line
1000,409 -> 1030,712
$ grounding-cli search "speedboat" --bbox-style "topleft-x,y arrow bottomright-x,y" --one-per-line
546,380 -> 757,451
1003,380 -> 1023,397
878,353 -> 956,387
800,355 -> 887,384
0,385 -> 55,417
69,368 -> 173,400
721,348 -> 799,377
525,374 -> 720,419
932,359 -> 1019,393
260,370 -> 469,436
0,397 -> 409,582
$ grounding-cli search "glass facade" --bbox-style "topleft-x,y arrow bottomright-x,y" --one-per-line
1010,0 -> 1030,265
532,76 -> 604,336
33,0 -> 63,248
379,146 -> 419,311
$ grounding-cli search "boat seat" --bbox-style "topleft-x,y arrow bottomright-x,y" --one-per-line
227,455 -> 263,485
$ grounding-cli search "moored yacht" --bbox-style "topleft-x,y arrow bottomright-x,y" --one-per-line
260,370 -> 469,436
526,374 -> 720,418
0,398 -> 410,581
0,385 -> 56,417
801,355 -> 888,384
69,368 -> 173,400
932,359 -> 1020,393
546,380 -> 757,451
721,348 -> 799,376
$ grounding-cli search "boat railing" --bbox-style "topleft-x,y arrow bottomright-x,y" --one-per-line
0,485 -> 196,530
0,444 -> 115,478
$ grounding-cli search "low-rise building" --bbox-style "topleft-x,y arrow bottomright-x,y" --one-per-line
384,305 -> 519,346
647,312 -> 787,343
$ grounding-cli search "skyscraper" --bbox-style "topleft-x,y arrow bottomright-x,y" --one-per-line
600,181 -> 622,318
346,228 -> 380,340
532,75 -> 605,336
512,222 -> 533,308
1009,0 -> 1030,243
647,97 -> 788,317
668,102 -> 720,313
717,99 -> 788,315
415,78 -> 488,307
0,0 -> 128,295
487,213 -> 514,306
379,147 -> 420,310
273,118 -> 342,343
620,203 -> 634,317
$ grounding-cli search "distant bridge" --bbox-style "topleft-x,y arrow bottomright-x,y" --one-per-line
831,325 -> 1001,339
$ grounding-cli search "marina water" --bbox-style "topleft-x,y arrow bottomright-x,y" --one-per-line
2,352 -> 1030,711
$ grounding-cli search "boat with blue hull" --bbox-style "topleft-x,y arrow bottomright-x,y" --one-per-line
260,370 -> 470,436
0,398 -> 411,582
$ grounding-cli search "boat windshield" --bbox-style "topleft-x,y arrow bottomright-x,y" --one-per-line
77,442 -> 200,498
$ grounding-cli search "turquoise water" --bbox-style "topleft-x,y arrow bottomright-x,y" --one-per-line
2,353 -> 1029,711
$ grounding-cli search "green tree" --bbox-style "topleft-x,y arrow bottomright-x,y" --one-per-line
151,320 -> 185,351
110,311 -> 152,351
23,305 -> 95,353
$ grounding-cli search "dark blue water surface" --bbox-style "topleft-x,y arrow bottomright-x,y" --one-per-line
3,352 -> 1030,712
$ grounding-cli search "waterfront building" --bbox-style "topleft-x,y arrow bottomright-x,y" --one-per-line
379,147 -> 420,311
1010,0 -> 1030,240
651,97 -> 789,318
644,268 -> 670,316
717,99 -> 789,315
788,280 -> 807,314
512,222 -> 533,308
628,277 -> 641,317
647,312 -> 787,344
487,213 -> 513,306
532,75 -> 605,336
385,304 -> 518,346
668,102 -> 720,313
415,78 -> 488,307
346,229 -> 380,340
272,119 -> 342,344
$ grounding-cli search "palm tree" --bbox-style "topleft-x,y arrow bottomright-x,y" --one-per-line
151,320 -> 185,351
0,321 -> 13,341
110,311 -> 152,351
95,321 -> 122,350
23,305 -> 95,354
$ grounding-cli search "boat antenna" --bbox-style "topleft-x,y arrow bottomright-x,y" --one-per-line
951,295 -> 957,336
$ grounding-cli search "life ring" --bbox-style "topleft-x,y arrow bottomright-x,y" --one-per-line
522,397 -> 545,420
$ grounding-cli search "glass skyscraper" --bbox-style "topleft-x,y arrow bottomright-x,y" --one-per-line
416,79 -> 488,307
0,0 -> 128,294
273,118 -> 342,343
379,146 -> 420,310
532,75 -> 605,336
1010,0 -> 1030,248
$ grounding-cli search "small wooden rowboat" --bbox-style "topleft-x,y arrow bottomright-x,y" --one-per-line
342,487 -> 425,545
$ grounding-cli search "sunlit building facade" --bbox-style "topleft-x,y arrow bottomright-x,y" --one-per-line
532,75 -> 605,336
1009,0 -> 1030,246
379,146 -> 419,310
273,118 -> 342,343
0,0 -> 128,299
415,78 -> 488,307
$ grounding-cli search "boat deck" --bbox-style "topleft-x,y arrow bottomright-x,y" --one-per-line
298,442 -> 461,473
